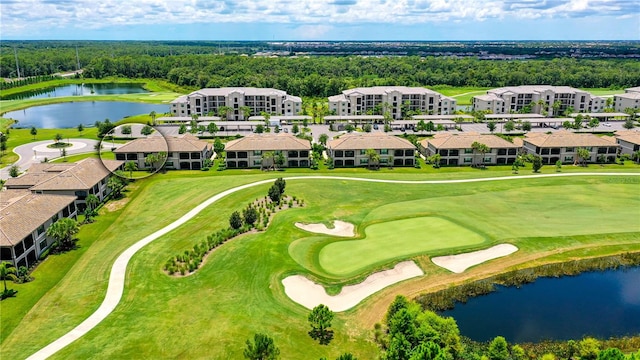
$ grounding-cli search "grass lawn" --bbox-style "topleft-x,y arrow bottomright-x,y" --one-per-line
1,171 -> 639,359
313,217 -> 486,277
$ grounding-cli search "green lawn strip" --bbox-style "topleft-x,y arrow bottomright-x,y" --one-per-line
318,217 -> 486,277
2,174 -> 639,359
582,88 -> 625,97
0,118 -> 15,133
0,173 -> 278,358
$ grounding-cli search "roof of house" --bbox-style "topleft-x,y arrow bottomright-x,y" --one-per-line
0,190 -> 77,246
523,131 -> 619,148
615,92 -> 640,100
185,87 -> 300,101
114,134 -> 210,153
474,93 -> 504,102
4,163 -> 76,188
225,134 -> 311,151
329,133 -> 415,150
488,85 -> 587,96
625,86 -> 640,93
30,158 -> 123,191
421,133 -> 519,149
615,131 -> 640,145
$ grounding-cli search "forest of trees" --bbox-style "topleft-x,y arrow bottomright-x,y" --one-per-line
1,42 -> 639,98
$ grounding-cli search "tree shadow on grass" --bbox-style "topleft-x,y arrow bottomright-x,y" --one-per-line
308,329 -> 334,345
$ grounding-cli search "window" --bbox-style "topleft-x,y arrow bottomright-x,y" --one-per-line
564,156 -> 573,162
484,157 -> 491,163
39,239 -> 48,251
464,148 -> 473,154
360,149 -> 366,155
52,214 -> 59,223
253,150 -> 262,156
380,149 -> 388,155
464,157 -> 472,163
253,160 -> 262,166
37,225 -> 45,235
360,158 -> 368,164
565,147 -> 574,152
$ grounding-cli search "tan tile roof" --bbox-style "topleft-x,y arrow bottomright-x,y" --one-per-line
4,163 -> 76,188
114,134 -> 210,153
421,133 -> 519,149
615,131 -> 640,145
30,158 -> 122,191
225,134 -> 311,151
524,132 -> 619,148
329,133 -> 415,150
0,190 -> 76,246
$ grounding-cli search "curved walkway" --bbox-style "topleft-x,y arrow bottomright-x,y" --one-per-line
27,172 -> 640,359
0,139 -> 99,180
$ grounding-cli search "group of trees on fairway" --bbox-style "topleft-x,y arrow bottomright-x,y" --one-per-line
166,178 -> 302,275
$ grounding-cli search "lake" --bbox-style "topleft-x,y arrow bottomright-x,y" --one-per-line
3,102 -> 169,129
440,267 -> 640,343
3,83 -> 149,100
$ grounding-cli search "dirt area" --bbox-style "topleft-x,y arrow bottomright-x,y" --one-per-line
104,197 -> 130,212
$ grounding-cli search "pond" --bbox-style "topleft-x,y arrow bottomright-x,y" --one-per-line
440,267 -> 640,343
2,83 -> 149,100
3,102 -> 169,129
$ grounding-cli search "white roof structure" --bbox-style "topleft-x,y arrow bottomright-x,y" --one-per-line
488,85 -> 586,95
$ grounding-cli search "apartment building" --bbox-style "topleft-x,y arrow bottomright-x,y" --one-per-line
613,87 -> 640,112
0,190 -> 78,268
114,134 -> 212,170
327,133 -> 416,167
419,133 -> 520,166
615,131 -> 640,156
328,86 -> 456,120
5,158 -> 123,210
522,131 -> 618,164
473,86 -> 601,116
225,134 -> 311,169
170,87 -> 302,120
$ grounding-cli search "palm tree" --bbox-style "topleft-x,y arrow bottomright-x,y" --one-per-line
240,106 -> 252,120
471,141 -> 490,167
149,110 -> 157,125
85,194 -> 100,212
46,218 -> 79,250
0,262 -> 17,293
261,151 -> 275,171
124,161 -> 138,178
365,148 -> 380,169
576,147 -> 590,167
218,106 -> 232,120
107,175 -> 125,198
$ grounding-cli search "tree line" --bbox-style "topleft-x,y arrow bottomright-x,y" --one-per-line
78,55 -> 639,96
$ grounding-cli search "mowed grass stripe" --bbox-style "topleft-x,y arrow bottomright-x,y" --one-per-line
318,217 -> 486,276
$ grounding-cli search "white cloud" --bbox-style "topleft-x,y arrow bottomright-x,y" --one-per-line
0,0 -> 637,36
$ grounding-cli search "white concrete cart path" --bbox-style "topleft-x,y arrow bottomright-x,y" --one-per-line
27,172 -> 640,359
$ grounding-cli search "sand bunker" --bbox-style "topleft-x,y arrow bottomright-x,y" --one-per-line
431,244 -> 518,273
282,261 -> 423,312
294,220 -> 355,237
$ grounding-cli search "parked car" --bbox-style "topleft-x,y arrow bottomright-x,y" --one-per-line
603,122 -> 612,127
284,128 -> 289,133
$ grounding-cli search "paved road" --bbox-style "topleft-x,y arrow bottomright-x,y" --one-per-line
1,139 -> 99,180
26,172 -> 640,360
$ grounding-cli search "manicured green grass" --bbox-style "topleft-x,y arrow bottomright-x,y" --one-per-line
2,173 -> 639,359
583,88 -> 625,97
317,217 -> 486,276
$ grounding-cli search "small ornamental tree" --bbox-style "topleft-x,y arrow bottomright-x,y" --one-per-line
243,206 -> 258,226
522,121 -> 532,132
214,138 -> 225,155
179,124 -> 187,134
274,178 -> 286,195
77,123 -> 84,134
308,304 -> 335,344
532,155 -> 543,173
243,333 -> 280,360
9,165 -> 20,178
229,211 -> 243,230
141,125 -> 154,136
486,121 -> 496,133
268,185 -> 281,204
623,118 -> 635,130
30,126 -> 37,140
555,160 -> 562,172
292,124 -> 299,134
121,125 -> 132,136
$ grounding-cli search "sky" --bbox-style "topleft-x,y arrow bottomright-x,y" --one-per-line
0,0 -> 638,41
